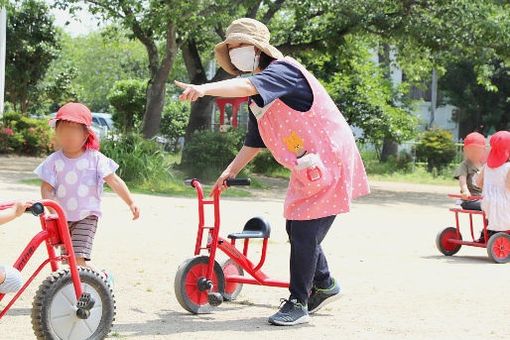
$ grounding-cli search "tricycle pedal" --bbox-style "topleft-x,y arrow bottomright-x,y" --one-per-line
77,292 -> 95,309
207,292 -> 223,307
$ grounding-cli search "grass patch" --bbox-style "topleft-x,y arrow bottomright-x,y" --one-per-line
21,171 -> 252,198
368,170 -> 456,186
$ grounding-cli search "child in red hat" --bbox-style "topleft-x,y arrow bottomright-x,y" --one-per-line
476,131 -> 510,238
34,103 -> 140,275
453,132 -> 486,211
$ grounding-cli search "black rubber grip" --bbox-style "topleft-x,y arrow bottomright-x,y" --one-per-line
26,202 -> 44,216
225,178 -> 251,187
183,178 -> 196,187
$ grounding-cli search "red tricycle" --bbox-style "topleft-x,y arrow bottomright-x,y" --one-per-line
174,178 -> 289,314
0,200 -> 115,340
436,194 -> 510,263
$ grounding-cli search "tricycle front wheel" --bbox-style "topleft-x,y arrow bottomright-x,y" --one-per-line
174,256 -> 225,314
31,267 -> 116,340
487,232 -> 510,263
436,227 -> 462,256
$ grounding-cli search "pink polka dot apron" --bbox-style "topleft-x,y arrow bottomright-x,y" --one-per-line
250,57 -> 370,220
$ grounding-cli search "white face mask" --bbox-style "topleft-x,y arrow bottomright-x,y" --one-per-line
229,46 -> 260,73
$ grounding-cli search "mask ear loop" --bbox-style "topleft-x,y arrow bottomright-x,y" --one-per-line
251,47 -> 260,76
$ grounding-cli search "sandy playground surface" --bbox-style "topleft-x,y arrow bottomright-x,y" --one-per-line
0,156 -> 509,340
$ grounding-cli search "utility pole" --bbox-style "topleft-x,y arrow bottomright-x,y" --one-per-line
0,7 -> 6,116
429,68 -> 438,128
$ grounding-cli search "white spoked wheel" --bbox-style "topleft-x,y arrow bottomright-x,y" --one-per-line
32,267 -> 116,340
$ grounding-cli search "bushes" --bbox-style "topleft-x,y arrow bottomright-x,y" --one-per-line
101,133 -> 170,183
160,101 -> 189,151
0,112 -> 53,156
107,79 -> 146,132
416,129 -> 457,172
181,129 -> 245,180
251,150 -> 281,174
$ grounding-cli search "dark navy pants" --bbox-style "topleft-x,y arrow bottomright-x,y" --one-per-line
286,215 -> 336,305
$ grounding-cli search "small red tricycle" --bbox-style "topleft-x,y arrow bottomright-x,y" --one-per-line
174,178 -> 289,314
436,194 -> 510,263
0,200 -> 115,340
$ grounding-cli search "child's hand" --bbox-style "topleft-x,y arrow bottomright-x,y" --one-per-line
461,190 -> 471,200
14,201 -> 32,217
129,203 -> 140,220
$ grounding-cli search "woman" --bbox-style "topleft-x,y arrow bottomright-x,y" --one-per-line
176,18 -> 369,326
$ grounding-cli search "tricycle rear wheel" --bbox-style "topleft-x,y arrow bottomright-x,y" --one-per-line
221,259 -> 244,301
487,232 -> 510,263
174,256 -> 225,314
436,227 -> 462,256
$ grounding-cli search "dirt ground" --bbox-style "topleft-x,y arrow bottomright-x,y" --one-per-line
0,156 -> 509,340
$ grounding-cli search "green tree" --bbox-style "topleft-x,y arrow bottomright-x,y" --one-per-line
160,101 -> 189,151
53,0 -> 510,142
416,129 -> 457,172
5,0 -> 60,114
303,36 -> 417,158
108,79 -> 146,132
54,29 -> 148,111
54,0 -> 212,138
440,61 -> 510,136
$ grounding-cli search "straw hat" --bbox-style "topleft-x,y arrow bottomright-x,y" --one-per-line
215,18 -> 284,75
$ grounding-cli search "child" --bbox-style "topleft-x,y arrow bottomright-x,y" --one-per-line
0,201 -> 31,294
34,103 -> 140,270
454,132 -> 486,210
477,130 -> 510,239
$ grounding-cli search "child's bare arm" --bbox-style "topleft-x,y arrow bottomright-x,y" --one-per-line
40,181 -> 55,200
458,175 -> 470,198
0,202 -> 31,225
104,174 -> 140,220
475,168 -> 484,189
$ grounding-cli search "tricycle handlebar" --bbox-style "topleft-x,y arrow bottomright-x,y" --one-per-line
0,202 -> 44,216
225,178 -> 251,187
184,178 -> 251,189
448,194 -> 483,201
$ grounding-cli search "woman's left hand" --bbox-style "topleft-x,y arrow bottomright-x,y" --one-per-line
174,80 -> 205,102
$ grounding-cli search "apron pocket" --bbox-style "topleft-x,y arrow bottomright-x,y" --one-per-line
291,155 -> 332,197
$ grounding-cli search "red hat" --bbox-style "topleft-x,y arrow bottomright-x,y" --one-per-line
463,132 -> 486,148
51,102 -> 92,127
487,131 -> 510,169
51,102 -> 100,150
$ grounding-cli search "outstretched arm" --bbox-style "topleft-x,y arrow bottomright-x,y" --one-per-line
175,79 -> 258,102
0,202 -> 30,225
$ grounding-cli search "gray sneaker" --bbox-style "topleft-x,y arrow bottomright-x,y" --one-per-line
308,279 -> 341,314
268,298 -> 310,326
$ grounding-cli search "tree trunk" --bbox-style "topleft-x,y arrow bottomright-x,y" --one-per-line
181,40 -> 232,139
140,22 -> 178,139
185,96 -> 216,139
380,138 -> 399,162
142,75 -> 167,138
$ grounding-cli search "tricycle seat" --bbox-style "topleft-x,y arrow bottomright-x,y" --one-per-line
228,217 -> 271,240
449,208 -> 484,215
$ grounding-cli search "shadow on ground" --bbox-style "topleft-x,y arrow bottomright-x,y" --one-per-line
421,255 -> 492,265
113,308 -> 313,337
